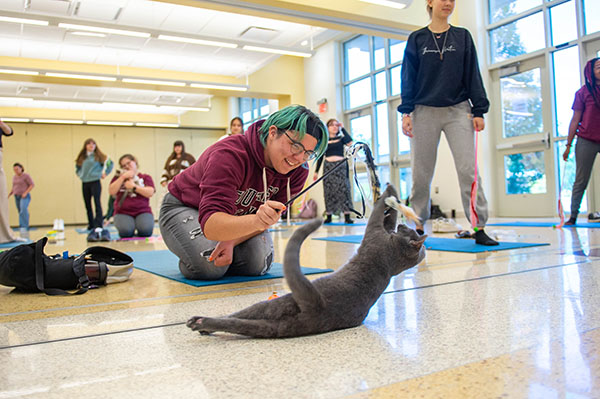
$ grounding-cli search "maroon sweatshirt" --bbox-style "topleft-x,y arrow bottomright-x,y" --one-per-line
168,119 -> 309,230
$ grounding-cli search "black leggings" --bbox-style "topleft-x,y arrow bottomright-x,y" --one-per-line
82,180 -> 103,229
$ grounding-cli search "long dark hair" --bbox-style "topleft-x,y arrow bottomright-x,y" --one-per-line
584,57 -> 600,109
163,140 -> 188,169
75,138 -> 107,167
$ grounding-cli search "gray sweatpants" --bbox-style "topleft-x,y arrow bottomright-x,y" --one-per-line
158,193 -> 274,280
410,101 -> 489,227
570,136 -> 600,217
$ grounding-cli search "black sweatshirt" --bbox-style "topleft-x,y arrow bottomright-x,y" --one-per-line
397,25 -> 489,117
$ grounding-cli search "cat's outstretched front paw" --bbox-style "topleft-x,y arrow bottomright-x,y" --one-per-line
187,316 -> 212,335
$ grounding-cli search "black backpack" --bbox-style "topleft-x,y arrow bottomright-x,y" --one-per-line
0,237 -> 132,295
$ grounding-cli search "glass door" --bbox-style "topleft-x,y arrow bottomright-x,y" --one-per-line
490,55 -> 556,217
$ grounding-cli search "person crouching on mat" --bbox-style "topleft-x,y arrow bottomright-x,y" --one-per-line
159,105 -> 328,280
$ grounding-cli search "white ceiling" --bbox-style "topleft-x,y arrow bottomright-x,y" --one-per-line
0,0 -> 340,115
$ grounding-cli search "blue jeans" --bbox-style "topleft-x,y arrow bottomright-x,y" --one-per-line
14,194 -> 31,229
159,193 -> 273,280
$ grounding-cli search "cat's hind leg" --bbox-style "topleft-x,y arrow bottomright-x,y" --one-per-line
187,316 -> 281,338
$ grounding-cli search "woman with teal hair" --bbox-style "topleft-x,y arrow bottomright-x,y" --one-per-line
159,105 -> 327,280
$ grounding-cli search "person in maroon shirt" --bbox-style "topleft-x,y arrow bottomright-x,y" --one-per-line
109,154 -> 155,237
159,105 -> 328,280
8,163 -> 34,230
563,58 -> 600,225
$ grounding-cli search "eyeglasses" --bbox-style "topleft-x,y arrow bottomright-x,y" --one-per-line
280,130 -> 317,161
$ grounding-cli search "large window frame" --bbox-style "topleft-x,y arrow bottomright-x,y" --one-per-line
341,34 -> 411,200
486,0 -> 600,215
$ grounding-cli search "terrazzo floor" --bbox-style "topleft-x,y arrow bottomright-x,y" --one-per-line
1,217 -> 600,398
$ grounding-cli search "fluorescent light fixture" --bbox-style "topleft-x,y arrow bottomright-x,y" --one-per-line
158,34 -> 237,49
0,97 -> 33,101
158,106 -> 210,112
103,102 -> 158,108
122,78 -> 186,87
136,123 -> 179,128
189,83 -> 248,91
0,69 -> 39,76
242,45 -> 312,58
46,72 -> 117,82
58,23 -> 150,38
359,0 -> 408,9
0,15 -> 49,26
70,31 -> 107,38
0,96 -> 34,101
33,119 -> 84,124
1,118 -> 30,122
86,121 -> 135,126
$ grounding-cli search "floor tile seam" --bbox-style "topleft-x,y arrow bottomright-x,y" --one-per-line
0,281 -> 285,318
0,321 -> 185,350
383,258 -> 593,295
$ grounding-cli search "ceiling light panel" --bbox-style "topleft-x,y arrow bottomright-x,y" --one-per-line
359,0 -> 410,9
0,69 -> 39,76
0,15 -> 49,26
157,34 -> 237,49
58,23 -> 150,38
46,72 -> 117,82
122,78 -> 186,87
242,45 -> 312,58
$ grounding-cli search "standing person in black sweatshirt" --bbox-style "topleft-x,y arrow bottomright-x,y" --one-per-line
398,0 -> 497,245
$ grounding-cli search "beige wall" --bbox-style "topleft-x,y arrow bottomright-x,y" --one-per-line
3,123 -> 223,227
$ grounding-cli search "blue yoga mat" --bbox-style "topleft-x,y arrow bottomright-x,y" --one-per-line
12,227 -> 38,231
487,221 -> 600,228
129,250 -> 333,287
324,221 -> 366,226
312,235 -> 549,253
0,239 -> 33,249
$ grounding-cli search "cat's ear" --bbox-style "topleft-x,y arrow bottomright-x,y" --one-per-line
409,235 -> 427,250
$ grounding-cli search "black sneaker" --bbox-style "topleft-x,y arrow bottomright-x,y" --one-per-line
588,212 -> 600,222
87,229 -> 100,242
324,214 -> 332,224
564,217 -> 577,226
100,228 -> 112,242
474,229 -> 499,246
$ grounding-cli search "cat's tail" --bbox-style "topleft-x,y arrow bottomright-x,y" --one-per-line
284,218 -> 325,312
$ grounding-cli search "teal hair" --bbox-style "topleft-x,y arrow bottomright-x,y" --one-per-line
258,105 -> 328,159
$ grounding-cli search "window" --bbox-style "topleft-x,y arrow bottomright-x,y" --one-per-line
584,0 -> 600,34
239,98 -> 270,128
489,0 -> 542,24
490,12 -> 545,63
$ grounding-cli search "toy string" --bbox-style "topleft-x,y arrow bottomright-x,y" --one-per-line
284,142 -> 380,219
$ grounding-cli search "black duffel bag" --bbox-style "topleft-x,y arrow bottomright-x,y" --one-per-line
0,237 -> 89,295
0,238 -> 134,295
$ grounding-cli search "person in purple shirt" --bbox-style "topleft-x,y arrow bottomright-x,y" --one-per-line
109,154 -> 155,237
159,105 -> 328,280
563,57 -> 600,225
8,163 -> 34,230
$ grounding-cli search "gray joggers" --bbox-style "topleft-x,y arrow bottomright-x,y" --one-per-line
570,136 -> 600,217
159,192 -> 274,280
410,101 -> 489,227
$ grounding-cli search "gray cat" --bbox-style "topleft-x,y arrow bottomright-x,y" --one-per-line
186,185 -> 427,338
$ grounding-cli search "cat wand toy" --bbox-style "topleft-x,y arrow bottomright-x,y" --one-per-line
282,142 -> 419,223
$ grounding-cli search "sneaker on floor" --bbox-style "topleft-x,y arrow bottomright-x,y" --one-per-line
588,212 -> 600,222
474,229 -> 499,246
87,227 -> 102,242
432,217 -> 463,233
564,217 -> 577,226
100,228 -> 112,242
